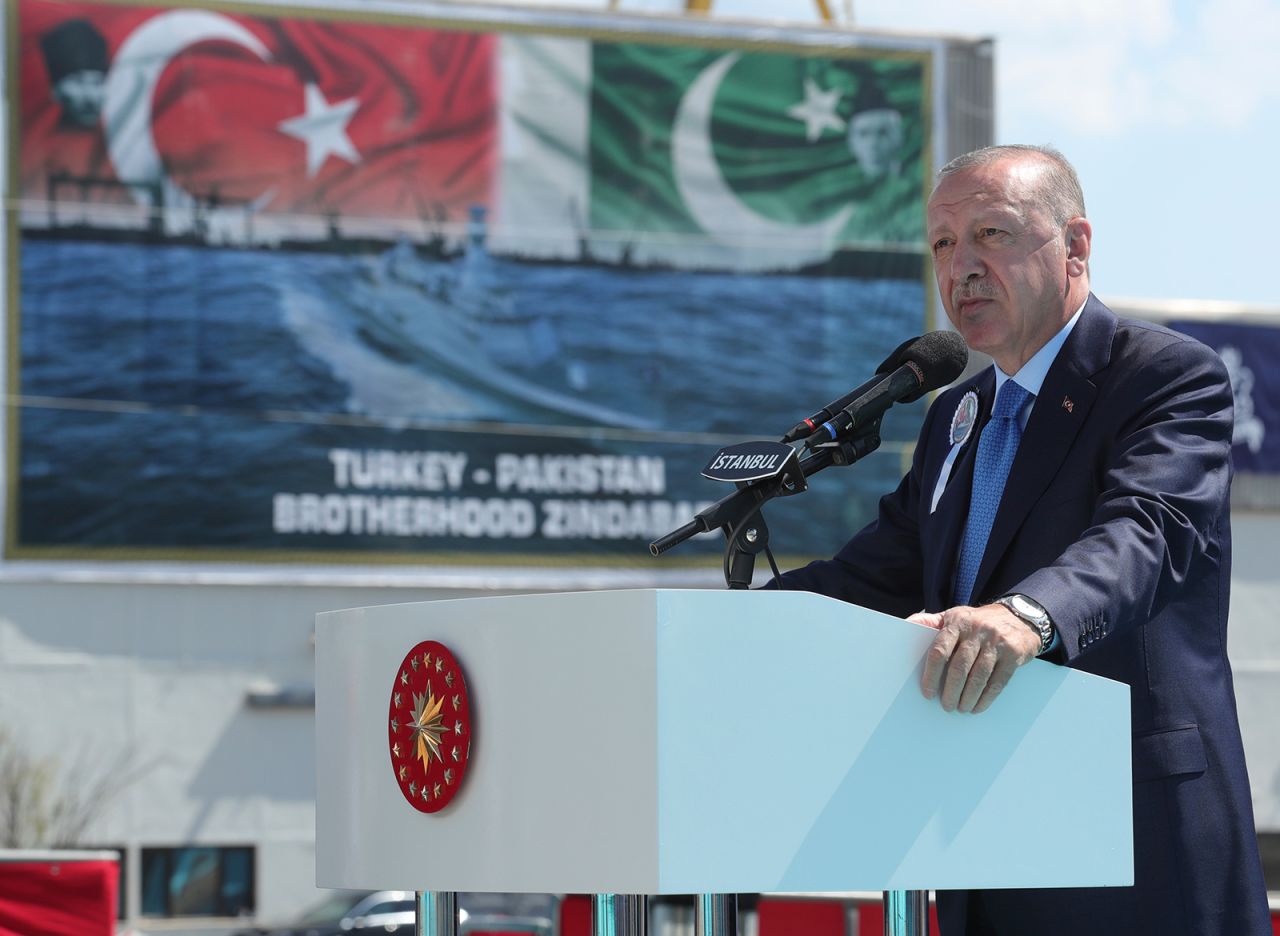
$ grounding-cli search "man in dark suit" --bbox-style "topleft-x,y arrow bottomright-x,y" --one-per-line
774,145 -> 1270,934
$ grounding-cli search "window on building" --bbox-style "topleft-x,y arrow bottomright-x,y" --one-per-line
140,846 -> 254,917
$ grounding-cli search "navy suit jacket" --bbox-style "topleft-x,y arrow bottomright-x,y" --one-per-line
775,296 -> 1269,935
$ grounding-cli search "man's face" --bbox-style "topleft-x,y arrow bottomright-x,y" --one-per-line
926,157 -> 1087,373
53,68 -> 105,129
848,108 -> 903,178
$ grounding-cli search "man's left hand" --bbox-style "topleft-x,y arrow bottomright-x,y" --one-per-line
908,604 -> 1041,713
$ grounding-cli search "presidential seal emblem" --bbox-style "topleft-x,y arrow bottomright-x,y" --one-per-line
387,640 -> 472,813
950,391 -> 979,446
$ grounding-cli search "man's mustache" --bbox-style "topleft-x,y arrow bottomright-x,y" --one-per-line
953,282 -> 998,303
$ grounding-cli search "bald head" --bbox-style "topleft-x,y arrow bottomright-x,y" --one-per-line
937,145 -> 1086,227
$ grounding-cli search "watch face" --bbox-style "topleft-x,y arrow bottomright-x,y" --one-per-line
1011,594 -> 1044,619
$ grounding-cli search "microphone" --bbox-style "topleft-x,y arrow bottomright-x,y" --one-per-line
780,333 -> 949,444
804,330 -> 968,448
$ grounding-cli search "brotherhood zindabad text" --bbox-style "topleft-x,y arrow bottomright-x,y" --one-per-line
273,448 -> 707,541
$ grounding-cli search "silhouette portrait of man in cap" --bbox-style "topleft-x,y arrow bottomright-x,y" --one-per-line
847,80 -> 905,179
40,19 -> 109,130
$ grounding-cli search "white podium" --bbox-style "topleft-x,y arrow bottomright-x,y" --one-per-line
315,590 -> 1133,931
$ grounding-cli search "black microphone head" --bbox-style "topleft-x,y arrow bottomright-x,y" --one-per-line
874,334 -> 921,375
897,330 -> 969,402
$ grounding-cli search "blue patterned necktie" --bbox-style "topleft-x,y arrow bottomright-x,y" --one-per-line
954,380 -> 1031,606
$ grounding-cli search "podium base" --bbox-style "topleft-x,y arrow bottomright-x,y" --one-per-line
416,891 -> 457,936
696,892 -> 737,936
593,893 -> 648,936
883,889 -> 928,936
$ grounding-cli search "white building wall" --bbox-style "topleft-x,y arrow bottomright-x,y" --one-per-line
1226,514 -> 1280,831
0,578 -> 499,925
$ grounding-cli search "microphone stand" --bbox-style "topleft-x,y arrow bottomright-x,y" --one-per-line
649,417 -> 884,589
648,419 -> 884,936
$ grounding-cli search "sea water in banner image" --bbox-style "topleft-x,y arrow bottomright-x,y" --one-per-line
19,230 -> 921,555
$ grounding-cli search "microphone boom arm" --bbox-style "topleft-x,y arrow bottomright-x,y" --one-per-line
648,418 -> 884,584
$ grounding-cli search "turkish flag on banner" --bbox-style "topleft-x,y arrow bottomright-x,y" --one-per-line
19,0 -> 497,222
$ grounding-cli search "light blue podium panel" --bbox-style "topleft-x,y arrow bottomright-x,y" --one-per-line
315,589 -> 1132,895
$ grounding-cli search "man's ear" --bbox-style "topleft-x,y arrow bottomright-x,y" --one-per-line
1065,217 -> 1092,278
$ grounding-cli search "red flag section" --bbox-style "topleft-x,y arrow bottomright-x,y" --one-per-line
0,857 -> 118,936
19,0 -> 496,226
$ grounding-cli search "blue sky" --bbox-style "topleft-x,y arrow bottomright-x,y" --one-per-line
833,0 -> 1278,310
509,0 -> 1277,307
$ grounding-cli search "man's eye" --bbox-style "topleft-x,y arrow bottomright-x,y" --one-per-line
980,227 -> 1001,237
932,238 -> 952,252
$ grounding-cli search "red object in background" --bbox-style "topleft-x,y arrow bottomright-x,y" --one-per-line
854,898 -> 938,936
758,896 -> 847,935
559,894 -> 591,936
0,858 -> 117,936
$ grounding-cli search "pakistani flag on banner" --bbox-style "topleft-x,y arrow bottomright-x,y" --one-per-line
494,37 -> 926,271
589,43 -> 925,267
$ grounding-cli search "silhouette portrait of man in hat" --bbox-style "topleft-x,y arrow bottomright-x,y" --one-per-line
847,80 -> 905,179
40,19 -> 109,130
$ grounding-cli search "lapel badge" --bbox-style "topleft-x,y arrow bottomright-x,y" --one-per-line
950,390 -> 979,446
1061,396 -> 1075,414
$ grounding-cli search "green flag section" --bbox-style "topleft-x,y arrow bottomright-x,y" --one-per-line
588,43 -> 926,270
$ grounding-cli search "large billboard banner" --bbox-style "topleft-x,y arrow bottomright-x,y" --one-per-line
9,0 -> 932,564
1169,320 -> 1280,475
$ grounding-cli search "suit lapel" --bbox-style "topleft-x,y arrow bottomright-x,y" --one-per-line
968,296 -> 1116,604
924,370 -> 995,610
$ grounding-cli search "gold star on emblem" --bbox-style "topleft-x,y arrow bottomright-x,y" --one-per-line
411,656 -> 419,671
433,783 -> 442,799
445,671 -> 454,688
394,692 -> 402,708
390,718 -> 399,733
400,671 -> 409,686
454,720 -> 464,735
435,657 -> 444,673
399,765 -> 407,780
409,782 -> 417,796
452,694 -> 461,711
392,742 -> 401,757
450,745 -> 459,761
421,786 -> 430,800
410,684 -> 447,773
423,652 -> 432,670
444,768 -> 454,785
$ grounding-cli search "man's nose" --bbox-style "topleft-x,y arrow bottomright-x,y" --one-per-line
953,239 -> 985,281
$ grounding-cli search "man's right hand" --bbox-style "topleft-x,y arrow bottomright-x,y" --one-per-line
909,604 -> 1041,714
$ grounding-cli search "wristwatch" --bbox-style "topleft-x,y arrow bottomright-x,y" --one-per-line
996,594 -> 1055,656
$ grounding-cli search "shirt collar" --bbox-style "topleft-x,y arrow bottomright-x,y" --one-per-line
993,299 -> 1087,400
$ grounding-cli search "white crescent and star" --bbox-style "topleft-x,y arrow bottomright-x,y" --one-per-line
671,53 -> 854,251
102,25 -> 850,243
102,10 -> 362,209
787,78 -> 846,142
278,84 -> 361,178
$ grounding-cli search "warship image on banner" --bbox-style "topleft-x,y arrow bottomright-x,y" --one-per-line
21,168 -> 923,281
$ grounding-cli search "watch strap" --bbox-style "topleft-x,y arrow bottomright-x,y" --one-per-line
996,594 -> 1054,656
